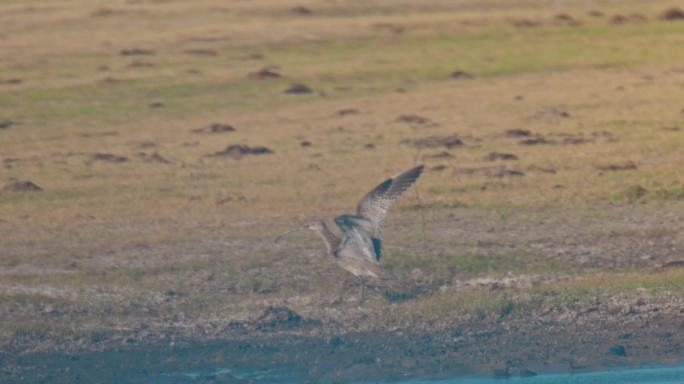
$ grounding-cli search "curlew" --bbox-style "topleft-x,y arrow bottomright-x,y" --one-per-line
276,165 -> 424,301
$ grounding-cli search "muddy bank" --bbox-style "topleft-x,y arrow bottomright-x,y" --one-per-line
3,306 -> 684,383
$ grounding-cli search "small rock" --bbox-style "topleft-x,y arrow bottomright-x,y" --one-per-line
300,141 -> 312,147
284,83 -> 313,94
148,102 -> 165,108
519,368 -> 537,377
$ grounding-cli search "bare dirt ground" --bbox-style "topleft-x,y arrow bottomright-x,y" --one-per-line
2,0 -> 684,382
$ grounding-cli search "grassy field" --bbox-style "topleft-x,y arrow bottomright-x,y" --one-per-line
2,0 -> 684,356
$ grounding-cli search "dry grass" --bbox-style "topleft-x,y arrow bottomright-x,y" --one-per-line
1,0 -> 684,349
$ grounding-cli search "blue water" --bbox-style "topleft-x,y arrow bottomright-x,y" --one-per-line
153,364 -> 684,384
390,365 -> 684,384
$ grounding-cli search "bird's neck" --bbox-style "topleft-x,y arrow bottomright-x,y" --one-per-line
315,222 -> 340,255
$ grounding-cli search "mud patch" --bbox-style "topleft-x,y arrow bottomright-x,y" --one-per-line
620,185 -> 648,203
504,129 -> 531,138
0,119 -> 15,130
553,13 -> 581,26
252,306 -> 319,331
424,151 -> 453,159
484,152 -> 518,161
127,61 -> 154,68
291,6 -> 313,15
454,166 -> 524,177
529,106 -> 570,120
510,18 -> 542,28
247,67 -> 281,79
519,136 -> 548,145
611,14 -> 646,24
596,161 -> 637,172
3,180 -> 42,192
89,153 -> 129,163
336,108 -> 360,116
661,7 -> 684,21
396,114 -> 434,125
527,165 -> 557,174
80,131 -> 118,138
210,145 -> 274,159
192,123 -> 235,134
451,70 -> 474,79
119,48 -> 154,56
136,152 -> 171,164
402,134 -> 463,149
0,78 -> 22,85
183,49 -> 218,56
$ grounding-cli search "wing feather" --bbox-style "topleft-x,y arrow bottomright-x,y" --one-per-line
356,165 -> 424,239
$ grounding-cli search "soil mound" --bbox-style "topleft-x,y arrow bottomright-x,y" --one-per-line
284,84 -> 313,94
661,8 -> 684,20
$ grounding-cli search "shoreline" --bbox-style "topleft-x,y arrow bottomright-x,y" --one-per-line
4,301 -> 684,383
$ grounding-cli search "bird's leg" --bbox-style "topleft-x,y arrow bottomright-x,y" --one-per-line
358,276 -> 366,303
331,278 -> 345,305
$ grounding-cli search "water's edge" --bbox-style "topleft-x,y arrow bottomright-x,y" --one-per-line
4,331 -> 684,384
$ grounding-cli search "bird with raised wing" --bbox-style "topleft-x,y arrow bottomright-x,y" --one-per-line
275,165 -> 424,302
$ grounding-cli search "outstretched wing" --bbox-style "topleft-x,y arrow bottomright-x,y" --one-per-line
356,165 -> 424,240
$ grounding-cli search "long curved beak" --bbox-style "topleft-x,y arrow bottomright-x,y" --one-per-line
274,227 -> 308,243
